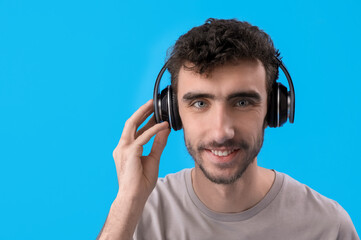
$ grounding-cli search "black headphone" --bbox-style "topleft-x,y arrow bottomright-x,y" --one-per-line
153,56 -> 295,130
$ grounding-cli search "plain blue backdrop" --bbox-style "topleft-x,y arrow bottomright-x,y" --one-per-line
0,0 -> 360,239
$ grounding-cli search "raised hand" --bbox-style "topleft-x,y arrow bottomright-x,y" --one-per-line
97,99 -> 170,240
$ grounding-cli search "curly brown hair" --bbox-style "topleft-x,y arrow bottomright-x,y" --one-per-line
167,18 -> 280,97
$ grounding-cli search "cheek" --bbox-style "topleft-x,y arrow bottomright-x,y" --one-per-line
180,111 -> 207,147
238,109 -> 265,127
182,117 -> 203,141
179,105 -> 205,130
235,111 -> 266,139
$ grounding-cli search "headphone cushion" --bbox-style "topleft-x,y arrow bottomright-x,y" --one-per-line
278,83 -> 288,127
170,87 -> 182,130
267,83 -> 278,127
160,88 -> 170,123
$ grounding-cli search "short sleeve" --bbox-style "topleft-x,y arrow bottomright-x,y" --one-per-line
336,206 -> 359,240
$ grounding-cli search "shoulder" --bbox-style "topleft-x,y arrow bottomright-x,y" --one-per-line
156,168 -> 191,187
142,168 -> 192,211
278,172 -> 358,238
152,168 -> 191,197
281,172 -> 344,213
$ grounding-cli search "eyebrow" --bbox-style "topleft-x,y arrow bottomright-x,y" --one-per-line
227,91 -> 261,102
182,91 -> 262,102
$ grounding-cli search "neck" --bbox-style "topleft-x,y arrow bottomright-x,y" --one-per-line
191,159 -> 275,213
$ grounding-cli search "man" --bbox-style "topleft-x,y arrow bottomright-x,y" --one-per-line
97,18 -> 359,239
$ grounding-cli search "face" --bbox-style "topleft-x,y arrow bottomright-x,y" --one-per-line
177,60 -> 268,185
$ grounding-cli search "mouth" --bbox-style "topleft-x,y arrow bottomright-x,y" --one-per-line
210,149 -> 238,157
204,148 -> 240,165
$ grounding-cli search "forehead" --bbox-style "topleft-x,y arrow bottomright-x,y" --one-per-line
177,60 -> 267,97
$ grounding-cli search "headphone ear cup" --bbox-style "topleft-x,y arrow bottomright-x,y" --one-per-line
169,86 -> 182,131
267,83 -> 289,128
267,83 -> 278,128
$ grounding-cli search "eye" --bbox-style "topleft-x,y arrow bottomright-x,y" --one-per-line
236,99 -> 249,107
192,100 -> 207,109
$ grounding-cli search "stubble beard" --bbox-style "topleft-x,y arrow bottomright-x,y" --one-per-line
185,128 -> 265,185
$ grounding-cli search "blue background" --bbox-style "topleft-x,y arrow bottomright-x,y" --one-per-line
0,0 -> 360,239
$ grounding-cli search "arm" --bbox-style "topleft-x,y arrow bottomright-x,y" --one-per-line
97,100 -> 170,240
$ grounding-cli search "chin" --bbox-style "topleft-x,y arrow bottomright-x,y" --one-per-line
185,131 -> 264,185
198,159 -> 253,185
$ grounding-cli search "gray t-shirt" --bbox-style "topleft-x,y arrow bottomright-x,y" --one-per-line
134,169 -> 359,240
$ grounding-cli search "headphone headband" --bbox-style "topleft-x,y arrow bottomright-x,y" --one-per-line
275,57 -> 295,124
153,64 -> 168,124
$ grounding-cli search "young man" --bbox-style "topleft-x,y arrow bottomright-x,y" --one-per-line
97,19 -> 359,240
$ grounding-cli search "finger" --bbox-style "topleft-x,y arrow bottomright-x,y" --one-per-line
142,128 -> 171,182
134,121 -> 169,147
135,115 -> 156,139
121,99 -> 154,141
148,127 -> 171,161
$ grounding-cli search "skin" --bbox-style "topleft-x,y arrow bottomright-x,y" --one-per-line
178,59 -> 275,213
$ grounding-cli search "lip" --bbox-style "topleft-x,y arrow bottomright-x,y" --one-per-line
203,149 -> 240,165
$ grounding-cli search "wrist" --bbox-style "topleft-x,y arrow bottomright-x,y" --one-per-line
112,193 -> 147,213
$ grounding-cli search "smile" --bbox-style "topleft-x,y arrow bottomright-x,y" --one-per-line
210,149 -> 237,157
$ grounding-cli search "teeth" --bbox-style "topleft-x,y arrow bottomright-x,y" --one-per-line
211,149 -> 235,157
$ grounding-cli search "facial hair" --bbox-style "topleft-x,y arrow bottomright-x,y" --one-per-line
185,127 -> 265,185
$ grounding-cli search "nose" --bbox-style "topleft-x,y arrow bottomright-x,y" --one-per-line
210,104 -> 235,144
